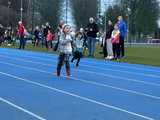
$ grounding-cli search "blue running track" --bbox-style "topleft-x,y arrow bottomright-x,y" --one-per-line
0,48 -> 160,120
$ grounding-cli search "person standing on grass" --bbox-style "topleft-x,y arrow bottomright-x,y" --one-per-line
43,22 -> 51,50
55,24 -> 73,79
57,20 -> 65,39
86,17 -> 99,57
46,29 -> 55,51
105,20 -> 114,60
71,31 -> 85,67
111,24 -> 120,60
17,21 -> 25,49
0,24 -> 5,46
53,20 -> 65,51
34,26 -> 40,47
117,16 -> 127,58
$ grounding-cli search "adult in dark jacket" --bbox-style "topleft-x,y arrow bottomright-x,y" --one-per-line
43,22 -> 51,49
0,24 -> 5,46
34,26 -> 40,47
117,16 -> 127,58
86,17 -> 99,57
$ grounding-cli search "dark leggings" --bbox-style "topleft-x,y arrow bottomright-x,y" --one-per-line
71,57 -> 80,67
57,53 -> 70,76
103,41 -> 107,58
71,51 -> 82,67
113,43 -> 120,59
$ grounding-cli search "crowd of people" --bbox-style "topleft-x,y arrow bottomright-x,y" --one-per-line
0,15 -> 127,78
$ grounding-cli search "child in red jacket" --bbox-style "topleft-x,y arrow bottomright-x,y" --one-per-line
111,24 -> 120,60
47,30 -> 55,50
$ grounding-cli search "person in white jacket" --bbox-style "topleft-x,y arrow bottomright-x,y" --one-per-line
56,24 -> 73,78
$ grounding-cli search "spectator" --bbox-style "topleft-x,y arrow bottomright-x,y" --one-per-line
17,21 -> 25,49
111,24 -> 120,60
54,20 -> 65,51
34,26 -> 40,47
43,22 -> 51,49
46,30 -> 55,50
0,24 -> 5,46
117,16 -> 127,58
105,20 -> 114,60
86,17 -> 99,57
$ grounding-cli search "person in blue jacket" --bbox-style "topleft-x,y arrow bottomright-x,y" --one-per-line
117,16 -> 127,58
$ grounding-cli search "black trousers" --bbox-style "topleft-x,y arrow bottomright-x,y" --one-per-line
103,41 -> 108,58
119,36 -> 125,57
71,51 -> 82,67
113,43 -> 120,59
57,53 -> 70,76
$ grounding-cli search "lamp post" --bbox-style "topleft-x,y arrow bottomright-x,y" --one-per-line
31,0 -> 35,33
104,3 -> 107,32
65,0 -> 68,24
103,0 -> 113,32
8,0 -> 11,27
127,7 -> 131,45
20,0 -> 23,22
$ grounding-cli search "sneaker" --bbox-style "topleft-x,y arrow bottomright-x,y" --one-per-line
121,56 -> 127,59
105,56 -> 110,60
109,56 -> 114,60
66,75 -> 71,79
53,71 -> 60,77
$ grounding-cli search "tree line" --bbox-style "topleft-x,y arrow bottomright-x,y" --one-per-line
0,0 -> 160,40
105,0 -> 160,40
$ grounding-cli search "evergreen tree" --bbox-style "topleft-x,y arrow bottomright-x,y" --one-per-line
119,0 -> 160,39
71,0 -> 98,28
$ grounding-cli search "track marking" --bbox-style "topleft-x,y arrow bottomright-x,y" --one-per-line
0,61 -> 160,100
0,55 -> 160,87
0,71 -> 155,120
0,97 -> 46,120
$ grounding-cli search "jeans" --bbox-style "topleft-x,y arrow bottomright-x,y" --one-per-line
19,36 -> 25,49
87,37 -> 96,56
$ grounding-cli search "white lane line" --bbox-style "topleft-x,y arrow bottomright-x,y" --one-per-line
18,55 -> 160,78
0,54 -> 160,87
0,61 -> 160,100
0,97 -> 46,120
0,52 -> 160,78
0,71 -> 155,120
1,49 -> 159,73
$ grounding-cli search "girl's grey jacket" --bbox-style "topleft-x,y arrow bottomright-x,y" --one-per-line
58,33 -> 73,54
73,37 -> 84,53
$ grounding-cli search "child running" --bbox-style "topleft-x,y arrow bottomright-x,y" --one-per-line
71,30 -> 85,67
55,24 -> 73,79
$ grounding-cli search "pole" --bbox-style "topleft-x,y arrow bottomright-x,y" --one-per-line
8,0 -> 11,27
20,0 -> 23,22
127,7 -> 131,46
66,0 -> 68,24
32,0 -> 34,33
104,2 -> 108,33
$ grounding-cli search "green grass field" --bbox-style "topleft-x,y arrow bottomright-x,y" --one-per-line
1,43 -> 160,67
